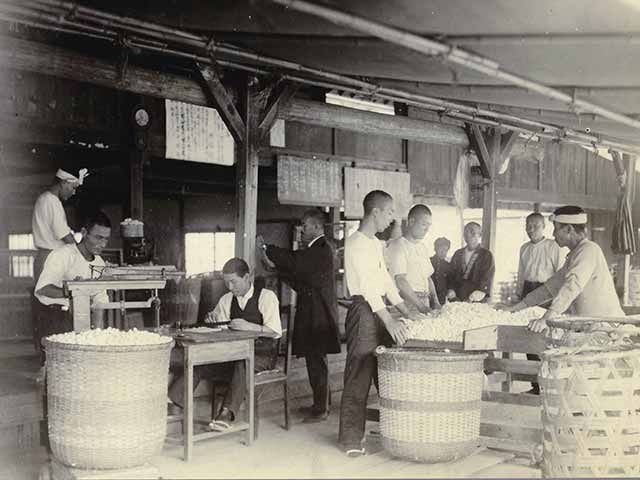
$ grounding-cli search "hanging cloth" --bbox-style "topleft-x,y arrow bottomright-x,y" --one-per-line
611,151 -> 636,255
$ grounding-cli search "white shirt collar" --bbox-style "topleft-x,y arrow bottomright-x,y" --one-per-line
308,234 -> 324,248
236,284 -> 254,302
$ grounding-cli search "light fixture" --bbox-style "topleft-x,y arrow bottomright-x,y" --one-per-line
325,90 -> 395,116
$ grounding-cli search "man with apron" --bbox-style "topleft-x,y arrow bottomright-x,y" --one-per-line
386,204 -> 441,314
168,258 -> 282,431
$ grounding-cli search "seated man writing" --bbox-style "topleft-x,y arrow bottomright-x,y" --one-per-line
34,211 -> 110,364
168,257 -> 281,431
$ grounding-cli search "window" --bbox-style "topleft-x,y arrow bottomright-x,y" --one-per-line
184,232 -> 235,276
8,233 -> 35,278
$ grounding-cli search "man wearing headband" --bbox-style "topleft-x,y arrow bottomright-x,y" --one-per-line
31,168 -> 88,358
509,205 -> 623,332
32,168 -> 88,280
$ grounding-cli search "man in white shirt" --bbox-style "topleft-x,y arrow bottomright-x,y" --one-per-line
515,212 -> 564,301
386,204 -> 441,314
34,210 -> 110,363
339,190 -> 418,457
32,168 -> 88,280
168,258 -> 282,431
513,212 -> 564,394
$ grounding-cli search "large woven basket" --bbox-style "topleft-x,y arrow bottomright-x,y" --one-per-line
376,347 -> 486,463
44,338 -> 174,470
540,345 -> 640,478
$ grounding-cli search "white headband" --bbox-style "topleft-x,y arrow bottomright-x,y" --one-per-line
56,168 -> 89,185
549,213 -> 587,224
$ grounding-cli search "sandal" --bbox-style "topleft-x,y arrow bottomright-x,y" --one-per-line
208,407 -> 234,432
208,419 -> 232,432
345,447 -> 366,458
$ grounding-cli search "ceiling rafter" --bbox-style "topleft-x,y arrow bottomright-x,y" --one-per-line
1,0 -> 640,154
265,0 -> 640,131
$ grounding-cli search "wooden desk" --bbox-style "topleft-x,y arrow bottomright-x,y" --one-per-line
173,330 -> 261,462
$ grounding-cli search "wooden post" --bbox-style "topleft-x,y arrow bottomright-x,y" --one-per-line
621,153 -> 637,306
235,76 -> 261,267
482,130 -> 500,254
128,151 -> 144,220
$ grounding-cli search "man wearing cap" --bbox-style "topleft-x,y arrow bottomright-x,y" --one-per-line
509,206 -> 624,333
32,168 -> 89,280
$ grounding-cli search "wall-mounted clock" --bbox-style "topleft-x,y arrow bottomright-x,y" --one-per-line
133,106 -> 150,128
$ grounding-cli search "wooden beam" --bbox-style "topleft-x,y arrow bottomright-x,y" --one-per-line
466,124 -> 491,178
235,76 -> 260,268
497,187 -> 617,211
196,63 -> 246,144
281,99 -> 469,147
258,80 -> 299,138
0,36 -> 471,148
260,146 -> 406,171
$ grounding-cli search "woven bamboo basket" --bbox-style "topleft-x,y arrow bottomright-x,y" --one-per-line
161,277 -> 202,326
376,347 -> 486,463
44,338 -> 174,470
539,344 -> 640,478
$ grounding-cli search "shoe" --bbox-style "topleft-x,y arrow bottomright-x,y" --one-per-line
344,446 -> 366,458
297,405 -> 315,415
302,411 -> 329,423
208,407 -> 235,432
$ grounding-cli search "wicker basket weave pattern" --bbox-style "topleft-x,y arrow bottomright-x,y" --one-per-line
377,349 -> 486,463
45,340 -> 173,470
540,346 -> 640,478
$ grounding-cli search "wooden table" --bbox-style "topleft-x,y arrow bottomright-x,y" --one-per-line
172,329 -> 261,462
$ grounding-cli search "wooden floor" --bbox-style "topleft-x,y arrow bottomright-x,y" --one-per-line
0,339 -> 541,479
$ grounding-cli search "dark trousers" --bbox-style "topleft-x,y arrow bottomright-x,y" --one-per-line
169,354 -> 272,418
305,353 -> 329,414
338,296 -> 393,449
522,280 -> 544,392
32,248 -> 52,354
33,301 -> 72,366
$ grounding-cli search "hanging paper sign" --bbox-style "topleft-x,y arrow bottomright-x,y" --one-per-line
165,99 -> 234,165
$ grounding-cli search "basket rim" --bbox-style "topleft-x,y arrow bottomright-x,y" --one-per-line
541,343 -> 640,360
43,337 -> 174,351
377,347 -> 486,361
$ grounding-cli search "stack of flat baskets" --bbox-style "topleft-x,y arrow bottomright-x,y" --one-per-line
44,338 -> 174,470
376,347 -> 486,463
540,343 -> 640,477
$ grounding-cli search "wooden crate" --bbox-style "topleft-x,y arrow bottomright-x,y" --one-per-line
464,325 -> 547,456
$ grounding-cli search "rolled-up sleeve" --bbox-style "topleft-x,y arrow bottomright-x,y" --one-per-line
258,289 -> 282,338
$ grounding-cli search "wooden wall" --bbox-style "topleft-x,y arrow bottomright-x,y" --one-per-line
0,69 -> 637,339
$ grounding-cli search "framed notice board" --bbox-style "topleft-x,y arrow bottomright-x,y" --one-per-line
277,155 -> 342,206
344,167 -> 412,218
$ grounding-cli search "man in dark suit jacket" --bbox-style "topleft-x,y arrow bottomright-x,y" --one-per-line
447,222 -> 495,303
257,209 -> 341,423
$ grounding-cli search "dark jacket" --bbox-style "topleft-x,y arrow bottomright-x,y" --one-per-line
266,236 -> 341,356
449,247 -> 495,302
430,255 -> 452,305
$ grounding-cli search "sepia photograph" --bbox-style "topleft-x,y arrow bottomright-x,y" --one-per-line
0,1 -> 639,478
